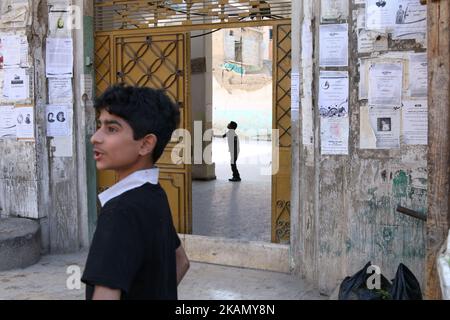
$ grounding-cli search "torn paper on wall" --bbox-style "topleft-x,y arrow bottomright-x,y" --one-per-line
291,72 -> 300,113
402,99 -> 427,145
359,105 -> 377,149
359,58 -> 369,100
14,106 -> 34,139
321,116 -> 349,155
51,109 -> 73,157
1,35 -> 20,67
369,105 -> 401,148
46,38 -> 73,78
0,0 -> 31,29
408,52 -> 427,97
368,62 -> 403,106
358,29 -> 388,53
46,104 -> 70,137
319,71 -> 349,118
319,23 -> 348,67
392,0 -> 426,40
48,4 -> 72,37
357,8 -> 366,30
302,19 -> 314,146
0,105 -> 16,138
0,34 -> 29,68
321,0 -> 349,21
49,78 -> 73,104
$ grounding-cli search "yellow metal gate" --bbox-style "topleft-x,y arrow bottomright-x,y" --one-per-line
95,30 -> 192,233
272,23 -> 291,244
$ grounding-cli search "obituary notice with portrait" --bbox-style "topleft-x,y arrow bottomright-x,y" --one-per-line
46,104 -> 70,137
15,106 -> 34,139
369,106 -> 401,149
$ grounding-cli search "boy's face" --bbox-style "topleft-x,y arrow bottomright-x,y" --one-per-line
91,109 -> 150,174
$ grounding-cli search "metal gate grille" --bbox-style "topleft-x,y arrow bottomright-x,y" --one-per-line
95,0 -> 291,31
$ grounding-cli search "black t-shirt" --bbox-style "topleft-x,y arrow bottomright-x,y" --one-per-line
81,183 -> 181,300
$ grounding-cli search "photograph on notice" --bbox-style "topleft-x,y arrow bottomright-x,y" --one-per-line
378,117 -> 392,132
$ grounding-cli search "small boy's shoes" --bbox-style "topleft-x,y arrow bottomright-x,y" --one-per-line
228,178 -> 241,182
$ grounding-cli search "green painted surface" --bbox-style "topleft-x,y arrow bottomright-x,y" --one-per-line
84,16 -> 97,242
393,170 -> 408,198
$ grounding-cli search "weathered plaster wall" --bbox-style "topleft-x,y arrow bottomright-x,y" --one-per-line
0,0 -> 91,253
295,0 -> 427,295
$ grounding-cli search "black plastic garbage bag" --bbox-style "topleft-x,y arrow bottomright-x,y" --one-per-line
338,261 -> 392,300
389,263 -> 423,300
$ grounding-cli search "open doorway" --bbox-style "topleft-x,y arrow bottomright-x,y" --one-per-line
191,27 -> 273,242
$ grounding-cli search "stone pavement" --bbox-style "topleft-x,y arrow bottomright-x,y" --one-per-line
0,250 -> 326,300
192,138 -> 272,242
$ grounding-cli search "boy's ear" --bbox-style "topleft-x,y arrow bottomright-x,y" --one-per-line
139,134 -> 157,157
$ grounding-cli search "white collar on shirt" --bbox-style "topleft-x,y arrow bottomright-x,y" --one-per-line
98,167 -> 159,207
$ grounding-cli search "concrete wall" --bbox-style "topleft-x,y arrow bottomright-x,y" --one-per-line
293,0 -> 427,295
0,0 -> 93,254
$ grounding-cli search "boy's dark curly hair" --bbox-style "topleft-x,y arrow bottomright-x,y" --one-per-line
94,84 -> 180,163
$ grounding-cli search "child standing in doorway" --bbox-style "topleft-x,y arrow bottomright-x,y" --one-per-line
222,121 -> 241,182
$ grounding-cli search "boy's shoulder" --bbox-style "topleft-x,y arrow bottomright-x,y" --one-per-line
102,183 -> 166,213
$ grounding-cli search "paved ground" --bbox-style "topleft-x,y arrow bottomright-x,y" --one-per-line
0,250 -> 326,300
193,138 -> 272,242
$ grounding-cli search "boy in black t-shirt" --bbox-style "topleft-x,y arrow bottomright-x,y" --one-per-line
81,85 -> 190,300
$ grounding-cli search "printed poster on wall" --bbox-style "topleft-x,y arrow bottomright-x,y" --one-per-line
319,71 -> 349,118
369,106 -> 401,148
368,62 -> 403,107
393,0 -> 427,39
0,105 -> 16,138
321,116 -> 349,155
402,100 -> 427,145
319,24 -> 348,67
15,106 -> 34,139
2,67 -> 29,101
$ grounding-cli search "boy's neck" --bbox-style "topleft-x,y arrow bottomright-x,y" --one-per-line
116,162 -> 155,182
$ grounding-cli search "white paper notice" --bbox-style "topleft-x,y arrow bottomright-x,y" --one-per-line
319,71 -> 349,118
46,38 -> 73,78
0,105 -> 16,138
402,100 -> 427,145
20,36 -> 29,67
46,105 -> 70,137
409,53 -> 427,97
1,35 -> 21,67
291,72 -> 300,113
366,0 -> 397,32
321,117 -> 349,155
393,0 -> 427,39
3,68 -> 29,101
15,106 -> 34,139
321,0 -> 349,21
49,78 -> 73,104
49,7 -> 71,37
359,59 -> 369,100
369,106 -> 401,148
368,62 -> 403,106
358,29 -> 388,53
319,24 -> 348,67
